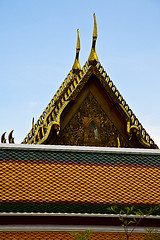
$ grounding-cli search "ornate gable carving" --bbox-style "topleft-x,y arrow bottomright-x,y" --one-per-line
55,93 -> 129,147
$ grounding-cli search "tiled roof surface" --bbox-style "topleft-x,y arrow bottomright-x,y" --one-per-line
0,231 -> 154,240
0,145 -> 160,214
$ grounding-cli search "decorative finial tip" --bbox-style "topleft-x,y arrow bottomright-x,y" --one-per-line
77,29 -> 80,51
93,13 -> 97,40
88,13 -> 98,65
72,29 -> 81,73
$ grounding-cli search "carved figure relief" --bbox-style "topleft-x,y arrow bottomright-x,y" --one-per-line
56,93 -> 129,147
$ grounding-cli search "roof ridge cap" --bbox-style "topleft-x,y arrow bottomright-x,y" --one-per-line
22,69 -> 74,144
96,62 -> 158,149
22,61 -> 91,144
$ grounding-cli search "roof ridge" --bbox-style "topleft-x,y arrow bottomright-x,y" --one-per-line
22,62 -> 90,144
22,69 -> 74,144
22,60 -> 158,148
22,12 -> 158,148
96,62 -> 158,149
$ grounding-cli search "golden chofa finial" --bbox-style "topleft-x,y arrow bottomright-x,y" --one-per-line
72,29 -> 81,74
88,13 -> 98,65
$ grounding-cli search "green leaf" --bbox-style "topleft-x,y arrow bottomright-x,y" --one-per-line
126,207 -> 130,215
128,220 -> 135,225
119,216 -> 124,221
120,210 -> 124,214
123,220 -> 128,225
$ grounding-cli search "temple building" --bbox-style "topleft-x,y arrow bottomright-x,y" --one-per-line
0,14 -> 160,239
21,14 -> 157,149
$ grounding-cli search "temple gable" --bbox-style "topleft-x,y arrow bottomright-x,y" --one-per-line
55,93 -> 129,147
19,14 -> 158,149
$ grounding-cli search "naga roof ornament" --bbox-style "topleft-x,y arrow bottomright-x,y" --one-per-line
88,13 -> 98,65
72,29 -> 81,74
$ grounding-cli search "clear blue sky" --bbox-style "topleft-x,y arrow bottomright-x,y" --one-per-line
0,0 -> 160,147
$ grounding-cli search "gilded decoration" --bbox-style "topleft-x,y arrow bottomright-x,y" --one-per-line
56,93 -> 129,147
19,14 -> 158,148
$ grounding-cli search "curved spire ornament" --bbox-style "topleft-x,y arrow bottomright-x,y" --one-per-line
72,29 -> 81,74
8,130 -> 15,143
1,132 -> 6,143
88,13 -> 98,65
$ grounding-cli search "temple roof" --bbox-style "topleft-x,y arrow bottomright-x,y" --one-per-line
0,144 -> 160,214
22,14 -> 158,149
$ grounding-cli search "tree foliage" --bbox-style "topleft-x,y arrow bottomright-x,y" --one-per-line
107,202 -> 160,240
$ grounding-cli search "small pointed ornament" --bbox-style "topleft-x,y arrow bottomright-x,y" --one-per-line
1,132 -> 6,143
72,29 -> 81,74
8,130 -> 15,143
88,13 -> 98,65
